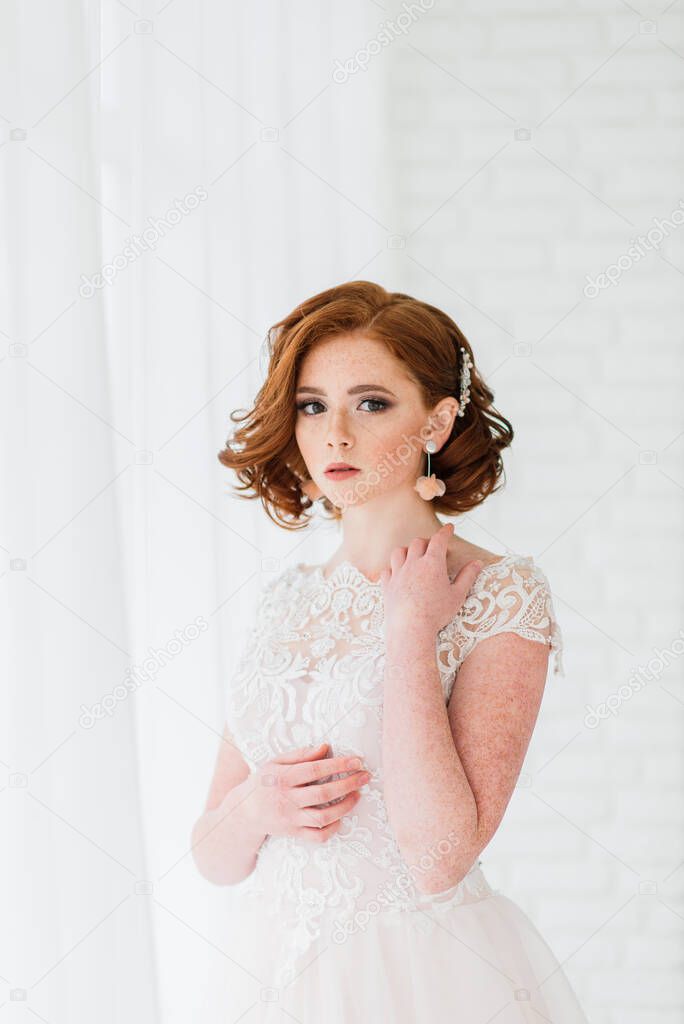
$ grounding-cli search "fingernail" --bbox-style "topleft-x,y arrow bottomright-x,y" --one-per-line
347,757 -> 362,769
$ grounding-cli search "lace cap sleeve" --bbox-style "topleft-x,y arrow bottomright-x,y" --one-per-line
444,555 -> 565,678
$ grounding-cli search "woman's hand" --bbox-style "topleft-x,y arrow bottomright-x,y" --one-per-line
244,742 -> 371,844
379,523 -> 483,642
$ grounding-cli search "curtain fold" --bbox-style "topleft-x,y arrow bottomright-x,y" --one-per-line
1,1 -> 387,1021
0,1 -> 159,1020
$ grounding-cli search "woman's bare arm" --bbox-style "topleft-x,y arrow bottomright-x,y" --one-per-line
382,628 -> 549,894
190,723 -> 266,886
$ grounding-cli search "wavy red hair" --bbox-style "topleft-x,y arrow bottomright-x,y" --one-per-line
218,280 -> 514,531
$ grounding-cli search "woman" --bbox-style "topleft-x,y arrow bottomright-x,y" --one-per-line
192,281 -> 588,1021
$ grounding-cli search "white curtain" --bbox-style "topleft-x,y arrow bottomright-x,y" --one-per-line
0,1 -> 387,1020
0,1 -> 160,1020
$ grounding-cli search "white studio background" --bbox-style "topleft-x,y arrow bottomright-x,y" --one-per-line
0,2 -> 682,1023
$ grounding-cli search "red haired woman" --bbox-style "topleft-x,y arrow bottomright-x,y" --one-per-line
193,281 -> 586,1021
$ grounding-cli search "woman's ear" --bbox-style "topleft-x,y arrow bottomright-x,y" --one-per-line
430,396 -> 460,448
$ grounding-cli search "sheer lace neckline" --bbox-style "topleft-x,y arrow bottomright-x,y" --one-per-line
298,551 -> 523,590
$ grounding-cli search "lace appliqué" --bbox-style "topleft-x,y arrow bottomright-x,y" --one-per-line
224,552 -> 565,985
437,555 -> 565,699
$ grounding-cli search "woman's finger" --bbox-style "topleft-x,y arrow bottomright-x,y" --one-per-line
450,560 -> 484,609
406,536 -> 429,562
272,742 -> 329,764
389,546 -> 408,573
285,754 -> 363,788
292,769 -> 369,808
427,521 -> 452,553
298,790 -> 360,829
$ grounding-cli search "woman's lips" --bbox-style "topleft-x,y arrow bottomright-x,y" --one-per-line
324,468 -> 360,480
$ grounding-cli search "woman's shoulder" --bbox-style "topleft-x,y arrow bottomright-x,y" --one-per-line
447,540 -> 501,572
447,540 -> 534,579
446,542 -> 564,676
448,541 -> 554,599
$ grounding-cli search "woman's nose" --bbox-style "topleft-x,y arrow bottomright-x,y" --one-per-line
326,410 -> 354,446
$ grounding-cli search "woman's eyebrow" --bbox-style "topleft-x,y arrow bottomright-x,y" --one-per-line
295,384 -> 397,397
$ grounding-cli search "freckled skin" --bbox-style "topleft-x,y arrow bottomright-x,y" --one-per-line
294,332 -> 499,576
295,334 -> 436,516
292,331 -> 548,892
196,332 -> 551,894
293,333 -> 550,894
383,603 -> 549,893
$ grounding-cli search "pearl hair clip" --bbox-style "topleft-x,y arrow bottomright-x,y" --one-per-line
457,345 -> 473,417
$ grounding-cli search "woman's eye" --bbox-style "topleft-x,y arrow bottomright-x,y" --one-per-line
296,400 -> 324,416
296,398 -> 389,416
358,398 -> 388,413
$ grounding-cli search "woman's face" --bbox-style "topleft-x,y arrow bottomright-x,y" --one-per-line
294,333 -> 445,510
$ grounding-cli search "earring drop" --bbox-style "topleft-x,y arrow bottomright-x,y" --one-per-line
415,439 -> 446,500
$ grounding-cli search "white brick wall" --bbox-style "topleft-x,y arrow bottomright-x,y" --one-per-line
378,1 -> 684,1020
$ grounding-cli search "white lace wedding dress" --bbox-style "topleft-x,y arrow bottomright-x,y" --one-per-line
222,553 -> 588,1022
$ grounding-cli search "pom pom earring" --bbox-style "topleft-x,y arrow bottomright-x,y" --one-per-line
415,439 -> 446,500
414,346 -> 472,500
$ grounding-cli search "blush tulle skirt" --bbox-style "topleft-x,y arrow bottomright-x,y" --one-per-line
220,867 -> 589,1023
